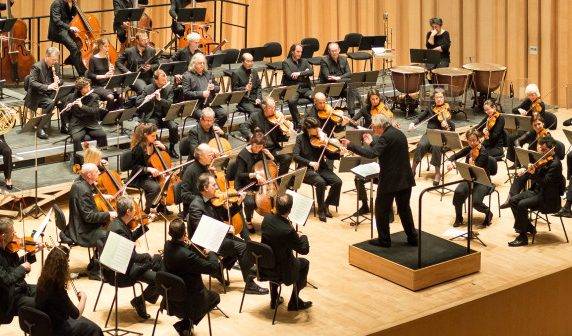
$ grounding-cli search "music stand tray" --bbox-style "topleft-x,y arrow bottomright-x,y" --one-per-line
101,109 -> 123,126
345,129 -> 373,146
206,54 -> 225,69
105,72 -> 138,91
515,147 -> 542,168
21,116 -> 43,133
118,107 -> 137,123
359,35 -> 387,51
313,83 -> 329,95
276,142 -> 295,156
327,82 -> 345,98
54,84 -> 75,103
164,102 -> 185,122
176,8 -> 206,22
267,86 -> 287,102
410,49 -> 441,65
158,61 -> 188,77
181,100 -> 198,119
0,18 -> 17,32
564,128 -> 572,146
115,8 -> 144,22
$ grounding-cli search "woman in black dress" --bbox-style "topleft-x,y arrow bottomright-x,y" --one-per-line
86,38 -> 122,112
426,17 -> 451,68
35,246 -> 102,336
0,133 -> 13,190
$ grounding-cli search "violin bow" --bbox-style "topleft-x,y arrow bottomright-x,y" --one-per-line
112,168 -> 143,199
315,126 -> 337,166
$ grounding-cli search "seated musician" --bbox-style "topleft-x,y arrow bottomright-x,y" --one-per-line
231,53 -> 262,115
507,136 -> 566,246
86,38 -> 123,112
24,47 -> 63,140
99,196 -> 162,320
507,116 -> 551,168
261,194 -> 312,311
115,32 -> 158,94
319,42 -> 359,116
48,0 -> 87,75
353,88 -> 394,128
239,97 -> 293,176
136,69 -> 180,158
445,129 -> 494,227
35,246 -> 103,336
163,218 -> 221,336
63,163 -> 117,279
281,44 -> 314,130
179,143 -> 216,217
130,123 -> 172,215
0,217 -> 42,325
306,92 -> 351,135
0,134 -> 13,190
171,32 -> 203,64
293,117 -> 342,222
187,107 -> 224,159
474,100 -> 505,159
181,53 -> 227,127
187,173 -> 269,295
235,130 -> 275,233
555,155 -> 572,217
409,91 -> 455,186
425,17 -> 451,69
112,0 -> 148,44
64,77 -> 108,161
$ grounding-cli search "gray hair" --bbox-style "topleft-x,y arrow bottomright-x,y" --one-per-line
371,114 -> 391,129
525,83 -> 540,97
187,32 -> 201,43
201,107 -> 215,119
46,47 -> 60,57
328,42 -> 340,52
194,143 -> 213,159
242,52 -> 253,62
189,53 -> 208,72
81,163 -> 99,175
261,96 -> 275,109
314,92 -> 326,101
116,196 -> 134,217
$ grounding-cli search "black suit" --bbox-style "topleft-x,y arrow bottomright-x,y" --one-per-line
318,55 -> 360,114
187,125 -> 215,160
261,213 -> 309,305
163,239 -> 220,325
64,176 -> 110,247
293,133 -> 342,211
67,91 -> 108,154
48,0 -> 86,75
281,57 -> 313,128
130,144 -> 161,212
181,70 -> 227,127
510,157 -> 565,233
24,61 -> 63,132
348,126 -> 418,244
412,104 -> 456,167
231,65 -> 262,115
179,160 -> 209,215
136,83 -> 179,146
115,46 -> 159,94
239,111 -> 292,175
101,218 -> 161,303
0,248 -> 36,324
187,196 -> 253,282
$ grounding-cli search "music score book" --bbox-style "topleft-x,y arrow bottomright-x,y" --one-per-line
351,162 -> 380,179
99,231 -> 135,275
191,215 -> 230,253
32,208 -> 53,241
286,190 -> 313,227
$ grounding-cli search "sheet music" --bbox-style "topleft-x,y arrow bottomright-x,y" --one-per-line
33,208 -> 53,241
442,227 -> 466,238
372,47 -> 386,55
286,190 -> 313,227
351,162 -> 380,179
99,231 -> 135,275
191,215 -> 230,253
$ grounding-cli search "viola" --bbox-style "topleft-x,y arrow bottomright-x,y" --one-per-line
253,152 -> 278,216
486,111 -> 500,131
317,104 -> 356,126
148,143 -> 179,206
433,103 -> 451,129
527,147 -> 555,174
310,131 -> 343,153
469,144 -> 481,164
267,110 -> 294,135
0,0 -> 35,85
536,128 -> 550,140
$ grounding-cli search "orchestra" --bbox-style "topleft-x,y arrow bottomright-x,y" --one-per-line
2,2 -> 572,334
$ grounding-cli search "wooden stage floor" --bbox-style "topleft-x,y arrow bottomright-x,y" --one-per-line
3,109 -> 572,336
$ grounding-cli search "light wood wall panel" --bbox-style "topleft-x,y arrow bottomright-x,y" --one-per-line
7,0 -> 572,105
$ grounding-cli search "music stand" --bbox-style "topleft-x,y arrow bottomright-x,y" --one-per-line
158,61 -> 188,77
176,8 -> 207,22
114,8 -> 144,23
267,85 -> 298,113
426,129 -> 463,199
515,147 -> 542,168
449,162 -> 492,246
0,18 -> 16,32
360,35 -> 387,50
20,115 -> 46,218
504,114 -> 532,132
206,53 -> 225,69
105,72 -> 138,91
210,91 -> 246,131
54,84 -> 75,103
564,129 -> 572,154
322,41 -> 349,55
410,48 -> 441,66
350,70 -> 380,87
339,156 -> 377,229
345,129 -> 373,145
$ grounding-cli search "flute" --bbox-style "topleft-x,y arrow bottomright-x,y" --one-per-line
137,81 -> 171,109
59,89 -> 95,115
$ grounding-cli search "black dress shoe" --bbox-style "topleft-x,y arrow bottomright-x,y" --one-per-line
481,211 -> 493,227
370,239 -> 391,248
324,207 -> 333,218
5,184 -> 13,190
130,296 -> 150,319
173,319 -> 191,336
407,237 -> 418,246
351,205 -> 370,217
37,129 -> 48,140
270,296 -> 284,309
453,218 -> 463,227
318,211 -> 327,222
508,234 -> 528,247
555,208 -> 572,218
60,124 -> 69,134
287,299 -> 313,311
245,282 -> 269,295
499,201 -> 511,209
526,224 -> 537,235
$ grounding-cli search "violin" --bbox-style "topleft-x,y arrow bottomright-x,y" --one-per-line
253,152 -> 279,216
530,98 -> 543,117
310,129 -> 343,153
469,144 -> 481,165
370,102 -> 393,119
6,236 -> 45,253
525,147 -> 555,175
0,0 -> 35,85
486,111 -> 500,131
317,104 -> 357,126
433,102 -> 451,130
267,110 -> 294,135
148,143 -> 179,206
536,128 -> 550,139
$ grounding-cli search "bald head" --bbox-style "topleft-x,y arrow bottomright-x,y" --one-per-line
195,143 -> 214,165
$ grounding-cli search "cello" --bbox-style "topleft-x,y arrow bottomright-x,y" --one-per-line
0,0 -> 35,85
148,144 -> 179,206
69,0 -> 118,67
253,152 -> 278,216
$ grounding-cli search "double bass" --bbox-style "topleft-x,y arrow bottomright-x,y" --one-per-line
176,0 -> 215,52
0,0 -> 35,84
119,0 -> 154,52
70,0 -> 118,66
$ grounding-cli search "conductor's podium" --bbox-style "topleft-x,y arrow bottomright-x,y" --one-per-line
349,231 -> 481,291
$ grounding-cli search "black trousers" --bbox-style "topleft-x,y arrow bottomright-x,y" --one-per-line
506,130 -> 526,163
132,254 -> 162,304
414,133 -> 443,167
36,97 -> 56,132
9,284 -> 36,322
374,187 -> 417,243
286,88 -> 313,128
566,180 -> 572,202
303,167 -> 342,210
510,189 -> 542,233
218,235 -> 253,282
567,151 -> 572,180
238,101 -> 262,116
171,20 -> 185,37
507,173 -> 528,199
132,177 -> 161,211
341,84 -> 361,117
70,127 -> 108,153
181,289 -> 220,327
131,78 -> 149,95
485,145 -> 503,160
0,135 -> 12,179
92,86 -> 122,112
243,194 -> 256,222
273,152 -> 292,176
453,182 -> 491,220
270,257 -> 309,305
50,31 -> 87,75
57,316 -> 103,336
194,106 -> 227,128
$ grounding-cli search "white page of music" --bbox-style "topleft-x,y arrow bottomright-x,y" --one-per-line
192,215 -> 230,253
99,231 -> 135,275
286,190 -> 313,227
